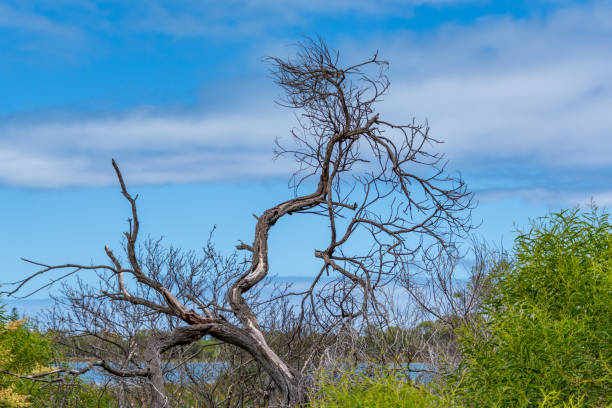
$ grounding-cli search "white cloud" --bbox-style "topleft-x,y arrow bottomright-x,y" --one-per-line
477,188 -> 612,208
0,110 -> 296,188
0,148 -> 111,188
370,2 -> 612,168
123,0 -> 478,37
0,3 -> 81,38
5,111 -> 289,151
589,191 -> 612,207
385,59 -> 612,166
0,0 -> 481,43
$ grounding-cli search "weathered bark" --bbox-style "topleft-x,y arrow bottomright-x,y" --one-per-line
209,322 -> 300,405
148,318 -> 301,406
219,106 -> 382,405
144,324 -> 213,408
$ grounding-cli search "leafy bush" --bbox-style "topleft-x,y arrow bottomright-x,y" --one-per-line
0,305 -> 116,408
307,368 -> 452,408
0,307 -> 52,407
450,207 -> 612,407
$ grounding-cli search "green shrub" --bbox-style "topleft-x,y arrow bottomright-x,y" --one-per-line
0,305 -> 116,407
307,367 -> 453,408
0,307 -> 53,407
450,207 -> 612,407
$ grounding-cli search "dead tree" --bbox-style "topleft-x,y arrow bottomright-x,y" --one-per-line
46,278 -> 209,407
17,237 -> 249,408
3,38 -> 474,406
400,240 -> 507,375
43,238 -> 294,408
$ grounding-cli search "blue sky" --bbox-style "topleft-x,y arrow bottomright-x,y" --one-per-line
1,0 -> 611,309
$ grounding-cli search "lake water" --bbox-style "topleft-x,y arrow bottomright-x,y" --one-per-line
69,361 -> 432,384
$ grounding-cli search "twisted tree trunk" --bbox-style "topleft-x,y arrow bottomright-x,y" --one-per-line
208,320 -> 302,406
144,325 -> 213,408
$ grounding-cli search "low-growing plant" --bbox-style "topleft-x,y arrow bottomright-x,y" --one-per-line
307,367 -> 454,408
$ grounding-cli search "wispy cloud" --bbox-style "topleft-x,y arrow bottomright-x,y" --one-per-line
373,2 -> 612,170
121,0 -> 477,37
0,110 -> 295,188
477,188 -> 612,207
0,148 -> 108,188
0,3 -> 78,37
0,0 -> 485,41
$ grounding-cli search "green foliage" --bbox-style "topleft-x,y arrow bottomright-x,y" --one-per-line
0,306 -> 52,407
307,368 -> 451,408
0,305 -> 116,408
415,317 -> 460,346
450,207 -> 612,407
0,320 -> 52,375
193,338 -> 221,360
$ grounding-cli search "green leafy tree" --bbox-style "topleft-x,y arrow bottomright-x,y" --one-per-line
450,207 -> 612,407
0,305 -> 52,407
0,305 -> 115,408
